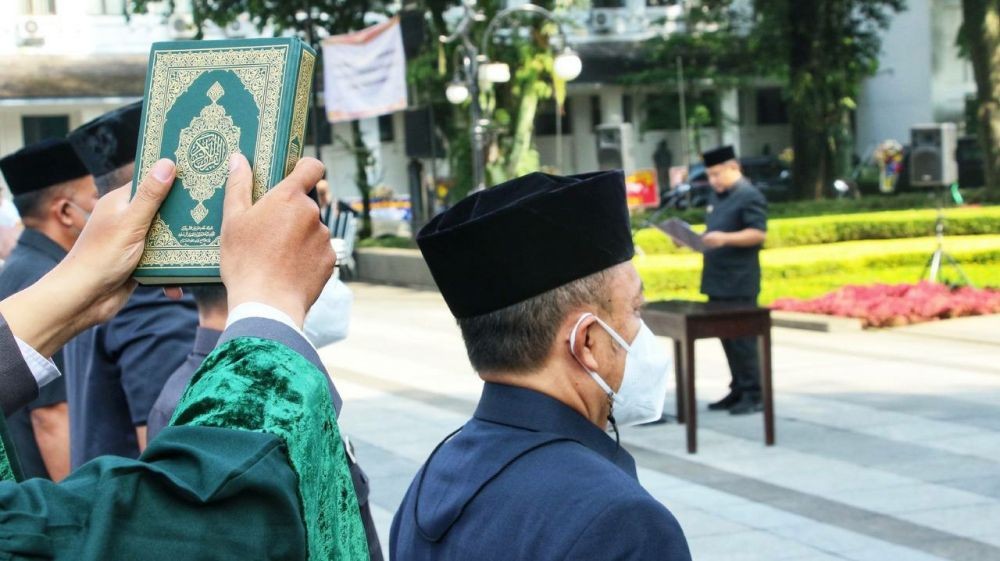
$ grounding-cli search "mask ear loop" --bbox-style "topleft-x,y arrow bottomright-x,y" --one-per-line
571,313 -> 619,445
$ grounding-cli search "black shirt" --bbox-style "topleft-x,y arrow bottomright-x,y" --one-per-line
700,177 -> 768,298
63,287 -> 198,468
0,229 -> 69,479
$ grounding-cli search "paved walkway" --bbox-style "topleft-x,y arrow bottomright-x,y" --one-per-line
322,283 -> 1000,561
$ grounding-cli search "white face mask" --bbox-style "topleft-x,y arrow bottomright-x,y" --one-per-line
569,312 -> 672,427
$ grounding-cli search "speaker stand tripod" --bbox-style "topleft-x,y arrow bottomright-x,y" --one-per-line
921,184 -> 973,287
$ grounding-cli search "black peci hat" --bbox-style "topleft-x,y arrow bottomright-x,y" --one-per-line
702,145 -> 737,167
68,101 -> 142,177
418,170 -> 635,319
0,138 -> 91,196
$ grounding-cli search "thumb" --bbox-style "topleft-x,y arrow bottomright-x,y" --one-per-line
223,153 -> 253,219
126,158 -> 175,227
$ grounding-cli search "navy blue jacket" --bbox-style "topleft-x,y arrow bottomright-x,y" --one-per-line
145,327 -> 222,441
0,229 -> 69,479
391,383 -> 691,561
63,286 -> 198,468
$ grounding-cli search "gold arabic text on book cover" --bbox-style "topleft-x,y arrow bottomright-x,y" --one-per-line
132,37 -> 315,284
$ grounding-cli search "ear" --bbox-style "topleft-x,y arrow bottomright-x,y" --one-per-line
51,196 -> 74,228
568,314 -> 602,374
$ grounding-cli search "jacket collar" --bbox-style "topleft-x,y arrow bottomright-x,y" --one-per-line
474,382 -> 637,477
192,327 -> 223,357
17,228 -> 66,263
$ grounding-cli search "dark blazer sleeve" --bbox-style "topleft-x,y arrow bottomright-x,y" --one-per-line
219,318 -> 343,415
0,314 -> 40,417
564,496 -> 692,561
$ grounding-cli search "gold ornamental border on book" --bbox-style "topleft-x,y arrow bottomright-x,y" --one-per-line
284,50 -> 315,176
138,44 -> 288,268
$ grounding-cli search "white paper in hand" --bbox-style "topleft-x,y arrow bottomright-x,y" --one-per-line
657,218 -> 706,253
303,274 -> 353,348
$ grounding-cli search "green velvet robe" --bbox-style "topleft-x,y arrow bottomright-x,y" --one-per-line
0,337 -> 368,560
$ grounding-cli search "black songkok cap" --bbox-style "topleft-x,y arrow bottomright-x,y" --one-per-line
68,101 -> 142,177
418,170 -> 635,319
0,138 -> 90,196
702,145 -> 737,167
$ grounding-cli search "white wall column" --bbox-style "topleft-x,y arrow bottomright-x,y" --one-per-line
718,88 -> 742,154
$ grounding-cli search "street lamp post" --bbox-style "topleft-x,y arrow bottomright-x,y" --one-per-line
441,0 -> 581,194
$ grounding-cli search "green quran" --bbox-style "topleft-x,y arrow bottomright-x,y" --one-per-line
131,37 -> 315,284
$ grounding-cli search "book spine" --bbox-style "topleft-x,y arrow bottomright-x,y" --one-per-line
283,42 -> 316,179
133,45 -> 164,280
131,45 -> 161,198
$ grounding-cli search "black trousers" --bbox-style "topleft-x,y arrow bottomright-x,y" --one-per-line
709,295 -> 761,395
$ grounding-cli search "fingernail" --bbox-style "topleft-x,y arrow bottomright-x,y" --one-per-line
229,153 -> 242,172
152,159 -> 175,182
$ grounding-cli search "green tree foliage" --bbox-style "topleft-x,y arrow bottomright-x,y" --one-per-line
957,0 -> 1000,192
767,0 -> 905,200
130,0 -> 390,237
629,0 -> 904,200
416,0 -> 577,198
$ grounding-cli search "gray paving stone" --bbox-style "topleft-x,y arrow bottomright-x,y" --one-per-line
331,284 -> 1000,561
686,530 -> 826,561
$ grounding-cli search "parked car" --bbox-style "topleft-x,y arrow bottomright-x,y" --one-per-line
660,156 -> 792,209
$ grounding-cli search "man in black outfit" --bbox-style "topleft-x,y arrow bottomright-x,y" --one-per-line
699,145 -> 768,415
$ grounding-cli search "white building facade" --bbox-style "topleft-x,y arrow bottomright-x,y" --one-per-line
0,0 -> 977,200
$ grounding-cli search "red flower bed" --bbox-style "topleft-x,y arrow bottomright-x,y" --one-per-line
771,282 -> 1000,328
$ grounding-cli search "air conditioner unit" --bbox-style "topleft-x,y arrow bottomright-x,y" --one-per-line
596,122 -> 636,173
168,14 -> 198,39
15,19 -> 46,47
590,8 -> 627,35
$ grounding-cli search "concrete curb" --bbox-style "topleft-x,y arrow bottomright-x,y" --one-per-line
771,311 -> 865,332
354,248 -> 869,333
355,247 -> 437,289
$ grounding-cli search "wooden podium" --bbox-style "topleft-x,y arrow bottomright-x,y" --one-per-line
643,300 -> 775,453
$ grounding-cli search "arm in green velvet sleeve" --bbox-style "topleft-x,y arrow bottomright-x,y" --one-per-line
0,414 -> 22,483
170,336 -> 369,561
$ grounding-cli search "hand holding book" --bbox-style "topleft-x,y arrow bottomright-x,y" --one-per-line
0,159 -> 176,357
221,154 -> 335,328
656,218 -> 706,253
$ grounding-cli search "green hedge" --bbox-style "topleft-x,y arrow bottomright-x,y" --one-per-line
635,206 -> 1000,255
632,187 -> 1000,228
357,235 -> 417,249
636,235 -> 1000,305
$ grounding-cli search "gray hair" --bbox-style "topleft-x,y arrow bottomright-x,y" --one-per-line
13,183 -> 74,220
457,267 -> 616,374
94,165 -> 135,197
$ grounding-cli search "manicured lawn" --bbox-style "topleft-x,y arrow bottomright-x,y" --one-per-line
637,235 -> 1000,305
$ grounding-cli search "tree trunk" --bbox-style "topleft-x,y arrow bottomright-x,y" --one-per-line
788,0 -> 827,199
962,0 -> 1000,192
350,120 -> 373,238
505,83 -> 541,178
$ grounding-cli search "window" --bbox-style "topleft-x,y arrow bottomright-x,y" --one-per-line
593,0 -> 626,7
21,115 -> 69,145
623,94 -> 633,124
88,0 -> 126,15
644,91 -> 718,130
19,0 -> 56,15
755,88 -> 788,125
590,95 -> 602,130
645,93 -> 680,130
534,99 -> 573,136
378,114 -> 395,143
